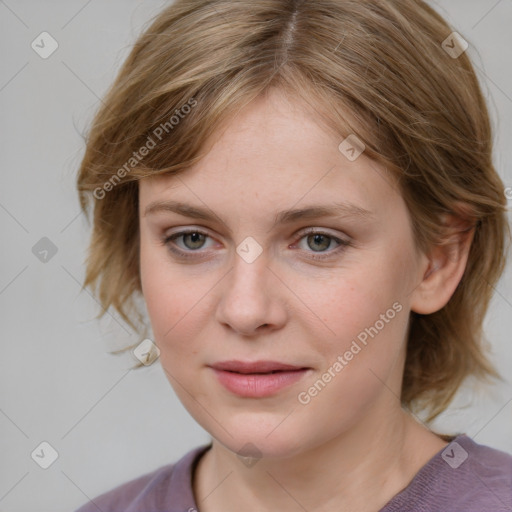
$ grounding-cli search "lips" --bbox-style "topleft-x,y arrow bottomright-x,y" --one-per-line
210,361 -> 311,398
210,360 -> 308,374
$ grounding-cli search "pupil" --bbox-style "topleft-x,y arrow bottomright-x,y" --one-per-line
310,234 -> 329,252
186,232 -> 204,248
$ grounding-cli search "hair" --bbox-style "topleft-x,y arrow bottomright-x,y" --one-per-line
76,0 -> 510,422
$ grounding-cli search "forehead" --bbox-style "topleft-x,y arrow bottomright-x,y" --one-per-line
139,89 -> 402,224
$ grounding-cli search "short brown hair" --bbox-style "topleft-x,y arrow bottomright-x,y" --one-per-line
76,0 -> 511,421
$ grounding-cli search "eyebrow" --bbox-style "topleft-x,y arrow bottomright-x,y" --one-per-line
143,199 -> 375,230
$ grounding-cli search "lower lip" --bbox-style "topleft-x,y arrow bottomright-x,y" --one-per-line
211,368 -> 310,398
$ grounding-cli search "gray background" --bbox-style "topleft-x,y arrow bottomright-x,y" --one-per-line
0,1 -> 511,511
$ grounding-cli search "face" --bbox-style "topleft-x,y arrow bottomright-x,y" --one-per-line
139,88 -> 425,459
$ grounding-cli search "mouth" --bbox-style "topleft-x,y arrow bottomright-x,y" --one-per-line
223,369 -> 301,374
210,360 -> 309,374
209,361 -> 311,398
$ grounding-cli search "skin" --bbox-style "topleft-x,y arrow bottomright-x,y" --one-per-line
138,88 -> 474,512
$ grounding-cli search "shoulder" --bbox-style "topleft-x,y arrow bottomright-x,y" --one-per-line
452,435 -> 512,508
74,463 -> 174,512
74,444 -> 211,512
383,434 -> 512,512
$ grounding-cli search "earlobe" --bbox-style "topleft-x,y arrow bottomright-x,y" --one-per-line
410,212 -> 476,315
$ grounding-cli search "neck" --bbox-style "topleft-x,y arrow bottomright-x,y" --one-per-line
193,402 -> 447,512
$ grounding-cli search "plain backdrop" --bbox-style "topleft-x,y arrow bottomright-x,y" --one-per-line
0,1 -> 511,511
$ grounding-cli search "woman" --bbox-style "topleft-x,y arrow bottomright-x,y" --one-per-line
75,0 -> 512,510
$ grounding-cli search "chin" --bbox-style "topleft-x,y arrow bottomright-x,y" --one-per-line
209,421 -> 310,461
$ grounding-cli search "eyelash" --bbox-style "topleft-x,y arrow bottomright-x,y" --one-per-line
160,228 -> 352,262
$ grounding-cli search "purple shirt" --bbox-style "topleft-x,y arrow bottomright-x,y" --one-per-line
74,434 -> 512,511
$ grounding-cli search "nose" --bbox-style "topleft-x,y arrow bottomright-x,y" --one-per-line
215,251 -> 288,337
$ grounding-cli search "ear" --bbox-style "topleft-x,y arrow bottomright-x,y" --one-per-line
410,206 -> 476,315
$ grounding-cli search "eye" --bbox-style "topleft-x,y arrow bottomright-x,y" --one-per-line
162,229 -> 214,257
161,227 -> 352,261
293,229 -> 352,261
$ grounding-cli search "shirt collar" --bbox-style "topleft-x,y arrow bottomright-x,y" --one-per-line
164,442 -> 212,512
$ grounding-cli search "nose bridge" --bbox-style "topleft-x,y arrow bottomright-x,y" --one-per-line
216,238 -> 285,334
229,239 -> 270,303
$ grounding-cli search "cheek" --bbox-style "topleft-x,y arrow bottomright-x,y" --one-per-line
139,235 -> 219,372
296,256 -> 410,410
140,237 -> 191,349
302,262 -> 405,347
296,280 -> 408,429
140,239 -> 168,330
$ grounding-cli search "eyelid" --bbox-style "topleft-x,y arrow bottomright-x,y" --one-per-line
295,226 -> 349,241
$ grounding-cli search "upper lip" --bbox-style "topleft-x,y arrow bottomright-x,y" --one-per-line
210,360 -> 308,374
